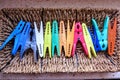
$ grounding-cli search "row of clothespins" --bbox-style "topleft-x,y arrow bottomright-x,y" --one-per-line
0,16 -> 117,62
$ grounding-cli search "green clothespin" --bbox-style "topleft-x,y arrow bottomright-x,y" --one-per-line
82,23 -> 97,58
44,21 -> 51,58
52,20 -> 60,57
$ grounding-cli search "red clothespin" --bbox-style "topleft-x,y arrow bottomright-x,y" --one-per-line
72,22 -> 88,57
108,18 -> 117,56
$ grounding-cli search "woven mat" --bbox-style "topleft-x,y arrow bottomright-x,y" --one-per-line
0,8 -> 120,73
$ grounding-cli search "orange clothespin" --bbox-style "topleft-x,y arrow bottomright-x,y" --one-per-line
66,20 -> 75,57
59,21 -> 67,55
108,18 -> 117,56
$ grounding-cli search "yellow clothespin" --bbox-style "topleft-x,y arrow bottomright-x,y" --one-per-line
59,21 -> 67,55
66,20 -> 75,57
44,21 -> 51,58
82,23 -> 97,58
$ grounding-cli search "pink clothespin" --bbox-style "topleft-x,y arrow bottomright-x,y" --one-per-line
72,22 -> 88,57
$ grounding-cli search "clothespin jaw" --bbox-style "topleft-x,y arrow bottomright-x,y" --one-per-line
52,20 -> 60,57
59,21 -> 66,55
11,22 -> 31,56
66,20 -> 75,57
72,22 -> 88,57
34,21 -> 44,57
82,23 -> 97,58
44,21 -> 51,58
92,16 -> 109,51
0,20 -> 25,50
108,18 -> 117,56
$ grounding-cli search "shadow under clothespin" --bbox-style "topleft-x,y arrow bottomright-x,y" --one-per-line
104,51 -> 115,65
0,20 -> 25,50
82,23 -> 97,58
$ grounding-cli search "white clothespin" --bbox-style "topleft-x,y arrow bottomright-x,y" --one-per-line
34,21 -> 44,57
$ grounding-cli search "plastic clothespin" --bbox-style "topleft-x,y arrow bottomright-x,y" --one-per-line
11,22 -> 31,56
52,20 -> 60,57
0,20 -> 25,50
72,22 -> 88,57
21,28 -> 38,62
92,16 -> 109,51
88,27 -> 101,52
82,23 -> 97,58
34,21 -> 44,57
59,21 -> 66,55
44,21 -> 51,58
66,20 -> 75,57
108,18 -> 117,56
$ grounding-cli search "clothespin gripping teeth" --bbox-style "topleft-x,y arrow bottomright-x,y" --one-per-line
72,22 -> 88,57
82,23 -> 97,58
59,21 -> 67,55
108,18 -> 117,56
52,20 -> 60,57
92,16 -> 109,51
66,20 -> 75,57
44,21 -> 51,58
0,20 -> 25,50
34,21 -> 44,57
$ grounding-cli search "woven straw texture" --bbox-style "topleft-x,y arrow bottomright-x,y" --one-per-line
0,8 -> 120,73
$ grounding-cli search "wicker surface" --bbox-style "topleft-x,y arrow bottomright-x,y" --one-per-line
0,8 -> 120,73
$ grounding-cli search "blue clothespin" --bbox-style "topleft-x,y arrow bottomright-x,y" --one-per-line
0,20 -> 25,50
88,27 -> 101,52
21,28 -> 38,62
11,22 -> 31,56
90,16 -> 109,51
52,20 -> 60,57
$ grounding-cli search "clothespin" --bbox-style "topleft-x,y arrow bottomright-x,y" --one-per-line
52,20 -> 60,57
66,20 -> 75,57
11,22 -> 31,56
88,27 -> 101,52
44,21 -> 51,58
82,23 -> 97,58
34,21 -> 44,57
21,28 -> 38,62
0,20 -> 25,50
91,16 -> 109,51
72,22 -> 88,57
59,21 -> 66,55
108,18 -> 117,56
